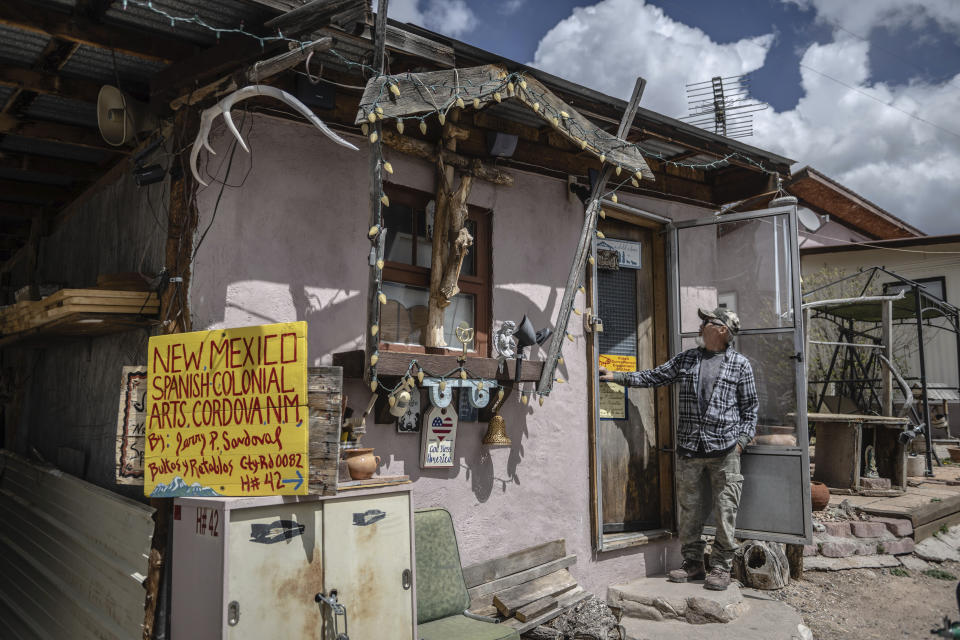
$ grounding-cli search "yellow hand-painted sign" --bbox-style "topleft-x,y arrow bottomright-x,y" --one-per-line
144,322 -> 308,497
598,354 -> 636,420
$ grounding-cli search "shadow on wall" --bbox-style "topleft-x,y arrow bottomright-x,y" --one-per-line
355,286 -> 572,504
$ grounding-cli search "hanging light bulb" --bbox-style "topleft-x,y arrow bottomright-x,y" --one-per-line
367,112 -> 376,123
438,112 -> 446,126
460,370 -> 467,380
567,333 -> 575,342
630,178 -> 639,188
376,259 -> 384,270
370,380 -> 378,392
370,353 -> 379,366
599,209 -> 606,219
389,83 -> 401,98
558,356 -> 565,366
417,370 -> 424,384
521,394 -> 528,405
473,98 -> 480,109
551,117 -> 559,127
388,395 -> 396,407
599,154 -> 606,164
456,96 -> 465,109
578,286 -> 585,294
560,110 -> 569,118
611,194 -> 618,203
555,377 -> 565,384
439,380 -> 446,392
477,381 -> 484,391
371,324 -> 379,336
419,121 -> 427,135
493,92 -> 502,103
573,308 -> 581,316
383,161 -> 394,174
520,79 -> 528,89
533,102 -> 540,113
507,81 -> 515,95
588,255 -> 595,265
380,194 -> 390,206
369,132 -> 378,143
361,123 -> 369,135
538,395 -> 544,406
580,139 -> 588,150
378,292 -> 387,304
375,106 -> 384,116
368,225 -> 380,238
615,165 -> 622,176
635,170 -> 643,180
497,388 -> 505,401
596,231 -> 605,239
397,120 -> 405,134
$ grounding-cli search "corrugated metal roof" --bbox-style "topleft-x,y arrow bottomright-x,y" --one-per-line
25,95 -> 99,128
0,135 -> 110,164
0,24 -> 50,67
0,451 -> 155,640
59,44 -> 165,92
104,0 -> 269,46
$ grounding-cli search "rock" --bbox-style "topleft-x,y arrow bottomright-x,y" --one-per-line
802,544 -> 818,557
850,521 -> 888,538
534,594 -> 621,640
686,596 -> 747,624
870,516 -> 913,537
820,539 -> 860,558
860,477 -> 892,490
804,554 -> 900,571
915,536 -> 960,563
900,555 -> 932,572
609,577 -> 745,625
880,538 -> 915,555
621,601 -> 663,621
823,521 -> 851,537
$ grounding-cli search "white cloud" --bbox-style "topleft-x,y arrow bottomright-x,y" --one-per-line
529,0 -> 774,117
785,0 -> 960,38
386,0 -> 478,37
530,0 -> 960,235
499,0 -> 525,16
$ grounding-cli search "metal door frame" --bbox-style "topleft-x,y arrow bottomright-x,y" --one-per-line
668,203 -> 812,545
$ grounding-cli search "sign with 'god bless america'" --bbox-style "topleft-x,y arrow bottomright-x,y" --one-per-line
144,322 -> 308,497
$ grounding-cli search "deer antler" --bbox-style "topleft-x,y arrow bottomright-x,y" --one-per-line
190,84 -> 358,186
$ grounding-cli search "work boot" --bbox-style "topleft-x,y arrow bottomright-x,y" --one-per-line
704,567 -> 731,591
667,559 -> 705,583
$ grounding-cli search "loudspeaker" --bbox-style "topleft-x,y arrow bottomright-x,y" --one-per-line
514,315 -> 537,349
97,86 -> 158,146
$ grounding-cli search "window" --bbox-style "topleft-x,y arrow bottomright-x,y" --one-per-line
884,276 -> 946,302
379,186 -> 490,355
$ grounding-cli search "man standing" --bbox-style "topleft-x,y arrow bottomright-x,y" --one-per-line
599,307 -> 758,591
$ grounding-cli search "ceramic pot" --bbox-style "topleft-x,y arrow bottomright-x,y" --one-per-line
344,448 -> 380,480
810,481 -> 830,511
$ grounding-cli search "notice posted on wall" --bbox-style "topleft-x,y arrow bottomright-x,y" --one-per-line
144,322 -> 308,497
598,354 -> 637,420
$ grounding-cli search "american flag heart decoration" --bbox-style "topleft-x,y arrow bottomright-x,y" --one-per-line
421,405 -> 458,468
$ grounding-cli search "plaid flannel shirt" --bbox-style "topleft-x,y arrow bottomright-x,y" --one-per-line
620,347 -> 758,453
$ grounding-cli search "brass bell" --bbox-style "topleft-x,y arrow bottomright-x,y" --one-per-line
482,414 -> 512,446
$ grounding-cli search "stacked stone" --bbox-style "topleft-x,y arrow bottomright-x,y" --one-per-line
803,518 -> 915,570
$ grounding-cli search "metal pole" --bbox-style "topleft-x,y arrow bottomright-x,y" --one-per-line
915,285 -> 935,476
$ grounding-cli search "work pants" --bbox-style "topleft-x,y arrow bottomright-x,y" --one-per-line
676,448 -> 743,571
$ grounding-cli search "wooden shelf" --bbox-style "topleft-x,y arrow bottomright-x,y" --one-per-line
0,288 -> 158,347
333,349 -> 544,382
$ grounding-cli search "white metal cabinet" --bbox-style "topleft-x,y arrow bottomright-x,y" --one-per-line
171,488 -> 414,639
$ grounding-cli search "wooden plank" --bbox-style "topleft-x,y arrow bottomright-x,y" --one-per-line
319,22 -> 456,68
514,596 -> 557,623
264,0 -> 366,36
0,0 -> 198,63
462,539 -> 566,588
0,65 -> 101,103
308,366 -> 343,495
382,130 -> 513,185
467,554 -> 576,607
337,476 -> 410,491
333,348 -> 543,382
914,510 -> 960,542
0,115 -> 122,153
492,569 -> 577,617
501,586 -> 589,634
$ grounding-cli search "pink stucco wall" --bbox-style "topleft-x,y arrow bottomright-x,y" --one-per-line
190,114 -> 727,595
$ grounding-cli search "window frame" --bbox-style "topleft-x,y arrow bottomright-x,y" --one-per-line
379,185 -> 491,357
883,276 -> 947,303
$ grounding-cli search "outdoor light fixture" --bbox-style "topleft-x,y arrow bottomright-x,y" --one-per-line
486,131 -> 518,158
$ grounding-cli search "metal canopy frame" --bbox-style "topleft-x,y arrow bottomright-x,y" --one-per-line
802,267 -> 960,476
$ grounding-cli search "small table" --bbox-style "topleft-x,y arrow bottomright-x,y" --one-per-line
808,412 -> 910,494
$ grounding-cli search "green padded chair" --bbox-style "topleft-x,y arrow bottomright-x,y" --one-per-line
414,508 -> 520,640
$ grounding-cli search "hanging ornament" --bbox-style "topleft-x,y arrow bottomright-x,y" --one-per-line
421,405 -> 458,468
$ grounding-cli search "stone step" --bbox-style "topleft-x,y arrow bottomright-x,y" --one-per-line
619,589 -> 808,640
608,576 -> 746,624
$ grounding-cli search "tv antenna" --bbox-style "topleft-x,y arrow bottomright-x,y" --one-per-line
681,74 -> 767,139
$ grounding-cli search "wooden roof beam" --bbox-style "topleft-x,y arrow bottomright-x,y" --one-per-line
0,66 -> 102,104
0,151 -> 100,181
0,203 -> 44,219
0,1 -> 199,64
0,178 -> 73,202
0,114 -> 125,153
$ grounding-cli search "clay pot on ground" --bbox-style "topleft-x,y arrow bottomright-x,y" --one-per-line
343,448 -> 381,480
810,481 -> 830,511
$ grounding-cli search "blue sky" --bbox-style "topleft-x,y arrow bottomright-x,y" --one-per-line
387,0 -> 960,235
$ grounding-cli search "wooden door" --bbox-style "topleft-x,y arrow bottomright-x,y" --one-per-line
591,216 -> 672,540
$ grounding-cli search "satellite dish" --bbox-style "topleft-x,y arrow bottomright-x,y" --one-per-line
797,206 -> 823,232
97,86 -> 158,146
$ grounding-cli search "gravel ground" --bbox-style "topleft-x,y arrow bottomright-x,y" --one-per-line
773,562 -> 960,639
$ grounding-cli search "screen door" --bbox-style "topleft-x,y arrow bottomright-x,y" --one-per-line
670,204 -> 812,544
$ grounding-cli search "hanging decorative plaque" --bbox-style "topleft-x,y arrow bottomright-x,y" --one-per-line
421,404 -> 458,468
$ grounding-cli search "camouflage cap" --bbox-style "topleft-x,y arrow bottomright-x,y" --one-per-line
698,307 -> 741,334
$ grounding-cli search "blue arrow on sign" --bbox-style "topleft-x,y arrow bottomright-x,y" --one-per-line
282,470 -> 304,491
